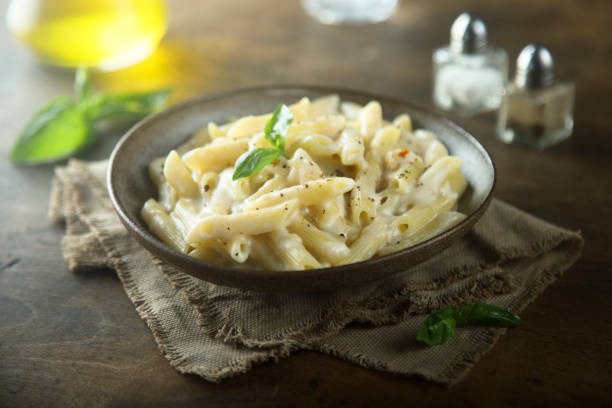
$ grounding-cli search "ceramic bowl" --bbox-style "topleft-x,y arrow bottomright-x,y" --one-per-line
108,86 -> 495,292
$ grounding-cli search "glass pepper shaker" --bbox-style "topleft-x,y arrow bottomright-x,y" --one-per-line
432,12 -> 508,116
496,44 -> 574,150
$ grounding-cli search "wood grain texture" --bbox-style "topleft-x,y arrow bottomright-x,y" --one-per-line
1,0 -> 611,406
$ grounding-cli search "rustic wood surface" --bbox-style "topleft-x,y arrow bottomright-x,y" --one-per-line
1,0 -> 611,406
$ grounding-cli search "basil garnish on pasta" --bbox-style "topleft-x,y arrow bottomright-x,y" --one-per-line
232,104 -> 293,180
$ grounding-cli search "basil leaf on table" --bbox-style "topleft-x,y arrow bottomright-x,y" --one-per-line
85,89 -> 171,122
455,301 -> 522,327
10,97 -> 93,164
232,148 -> 281,181
416,302 -> 521,346
416,307 -> 457,346
232,104 -> 293,180
74,67 -> 92,103
9,68 -> 170,165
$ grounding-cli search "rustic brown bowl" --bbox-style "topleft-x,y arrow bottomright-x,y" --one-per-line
108,86 -> 495,292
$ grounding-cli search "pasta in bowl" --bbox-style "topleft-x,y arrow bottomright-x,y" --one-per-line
108,86 -> 495,291
143,95 -> 468,270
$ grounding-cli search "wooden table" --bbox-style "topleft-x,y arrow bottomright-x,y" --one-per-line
1,0 -> 611,406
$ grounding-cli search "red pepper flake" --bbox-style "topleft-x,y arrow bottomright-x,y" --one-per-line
256,207 -> 259,210
398,149 -> 411,157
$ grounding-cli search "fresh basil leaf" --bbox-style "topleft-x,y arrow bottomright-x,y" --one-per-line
264,104 -> 293,155
456,302 -> 522,327
232,148 -> 280,180
85,89 -> 171,122
10,97 -> 94,164
74,67 -> 91,103
417,302 -> 521,347
416,306 -> 457,346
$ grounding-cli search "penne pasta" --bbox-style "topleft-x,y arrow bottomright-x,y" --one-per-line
244,177 -> 354,211
182,138 -> 250,173
142,95 -> 468,270
186,200 -> 300,242
288,215 -> 350,264
141,199 -> 189,252
163,151 -> 198,199
264,229 -> 321,270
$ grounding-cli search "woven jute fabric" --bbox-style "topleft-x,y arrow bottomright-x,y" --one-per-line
49,159 -> 583,385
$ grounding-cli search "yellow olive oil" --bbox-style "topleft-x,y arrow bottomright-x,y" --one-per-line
6,0 -> 167,70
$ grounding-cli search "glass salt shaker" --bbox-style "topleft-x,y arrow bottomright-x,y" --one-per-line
432,12 -> 508,116
497,44 -> 574,150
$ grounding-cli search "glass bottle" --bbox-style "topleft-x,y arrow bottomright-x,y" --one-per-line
6,0 -> 167,71
301,0 -> 398,25
432,13 -> 508,116
497,44 -> 574,150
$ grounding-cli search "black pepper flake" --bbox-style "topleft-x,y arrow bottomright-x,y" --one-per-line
280,193 -> 284,197
282,164 -> 287,169
204,184 -> 210,192
227,226 -> 231,231
339,233 -> 346,238
396,241 -> 400,244
305,184 -> 309,189
322,209 -> 326,214
284,207 -> 288,211
300,156 -> 303,159
307,224 -> 311,228
235,252 -> 239,256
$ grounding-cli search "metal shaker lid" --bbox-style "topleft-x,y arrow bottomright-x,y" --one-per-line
514,44 -> 555,89
450,12 -> 488,54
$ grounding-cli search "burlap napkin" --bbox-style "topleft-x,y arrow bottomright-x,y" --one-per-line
49,159 -> 583,385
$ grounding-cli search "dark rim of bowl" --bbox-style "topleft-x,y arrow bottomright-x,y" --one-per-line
108,84 -> 496,284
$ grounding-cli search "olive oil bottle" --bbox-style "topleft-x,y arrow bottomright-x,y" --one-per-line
6,0 -> 167,71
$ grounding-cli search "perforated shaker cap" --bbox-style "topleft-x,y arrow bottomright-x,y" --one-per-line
514,44 -> 555,89
450,12 -> 488,54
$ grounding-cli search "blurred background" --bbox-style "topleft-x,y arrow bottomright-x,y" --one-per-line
2,0 -> 600,118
